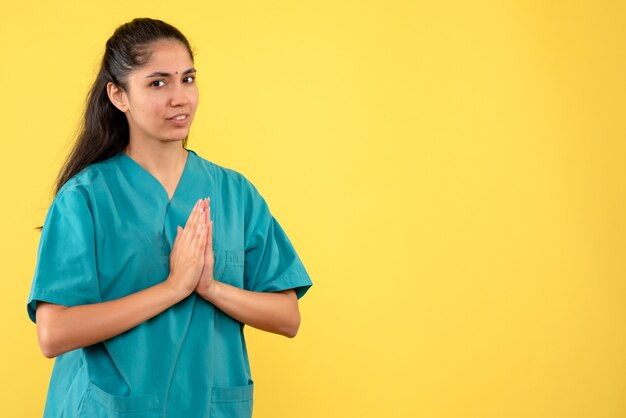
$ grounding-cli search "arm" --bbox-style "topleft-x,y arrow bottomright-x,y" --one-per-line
36,281 -> 187,359
193,199 -> 303,338
197,284 -> 301,338
36,198 -> 209,359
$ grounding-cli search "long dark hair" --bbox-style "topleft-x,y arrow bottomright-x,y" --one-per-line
36,18 -> 194,230
36,18 -> 195,230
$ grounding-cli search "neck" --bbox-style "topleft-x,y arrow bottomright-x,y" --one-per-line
123,140 -> 188,179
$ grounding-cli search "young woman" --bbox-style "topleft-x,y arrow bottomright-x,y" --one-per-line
27,17 -> 312,418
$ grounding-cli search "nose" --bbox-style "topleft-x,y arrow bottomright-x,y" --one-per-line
169,82 -> 189,107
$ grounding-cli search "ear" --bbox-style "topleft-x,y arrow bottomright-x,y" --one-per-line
106,82 -> 129,113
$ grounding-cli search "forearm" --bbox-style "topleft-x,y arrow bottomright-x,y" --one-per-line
37,280 -> 186,358
198,281 -> 300,338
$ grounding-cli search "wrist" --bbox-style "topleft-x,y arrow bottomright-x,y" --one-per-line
198,279 -> 220,302
163,276 -> 192,301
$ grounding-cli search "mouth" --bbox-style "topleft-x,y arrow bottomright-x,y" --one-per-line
167,114 -> 189,121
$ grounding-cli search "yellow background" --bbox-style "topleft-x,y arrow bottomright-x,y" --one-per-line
1,1 -> 625,417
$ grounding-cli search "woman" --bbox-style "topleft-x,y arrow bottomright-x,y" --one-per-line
27,17 -> 312,418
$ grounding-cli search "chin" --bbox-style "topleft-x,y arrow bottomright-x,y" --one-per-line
164,135 -> 188,143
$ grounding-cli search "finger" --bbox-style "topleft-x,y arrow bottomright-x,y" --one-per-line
203,198 -> 210,225
181,203 -> 199,246
198,198 -> 208,224
206,220 -> 213,253
186,199 -> 201,226
206,198 -> 211,225
204,199 -> 212,250
184,199 -> 202,230
197,222 -> 208,257
194,222 -> 208,258
182,202 -> 203,246
190,213 -> 206,249
204,221 -> 213,262
171,225 -> 182,252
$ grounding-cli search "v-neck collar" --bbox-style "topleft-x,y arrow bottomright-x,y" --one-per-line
117,147 -> 196,204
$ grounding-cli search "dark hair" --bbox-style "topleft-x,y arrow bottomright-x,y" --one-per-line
58,17 -> 195,194
36,18 -> 194,230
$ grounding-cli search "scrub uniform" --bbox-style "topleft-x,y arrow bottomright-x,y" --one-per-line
26,148 -> 313,418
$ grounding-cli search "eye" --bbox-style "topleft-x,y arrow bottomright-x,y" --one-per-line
183,76 -> 195,84
151,80 -> 165,87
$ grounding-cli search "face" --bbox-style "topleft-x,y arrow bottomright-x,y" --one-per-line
108,39 -> 199,145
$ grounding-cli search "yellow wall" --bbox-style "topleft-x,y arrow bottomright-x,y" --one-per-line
2,1 -> 625,417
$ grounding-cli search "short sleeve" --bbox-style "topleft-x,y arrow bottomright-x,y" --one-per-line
26,189 -> 101,323
242,178 -> 312,300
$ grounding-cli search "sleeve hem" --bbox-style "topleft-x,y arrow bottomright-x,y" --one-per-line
27,288 -> 101,324
249,275 -> 313,300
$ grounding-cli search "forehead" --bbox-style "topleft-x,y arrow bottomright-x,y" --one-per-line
136,40 -> 193,73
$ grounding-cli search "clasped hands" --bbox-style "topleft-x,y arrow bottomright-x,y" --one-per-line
167,198 -> 215,297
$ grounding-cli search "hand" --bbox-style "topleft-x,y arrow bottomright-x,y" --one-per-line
195,198 -> 216,296
166,199 -> 209,297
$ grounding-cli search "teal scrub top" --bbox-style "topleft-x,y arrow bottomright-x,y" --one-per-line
26,148 -> 313,418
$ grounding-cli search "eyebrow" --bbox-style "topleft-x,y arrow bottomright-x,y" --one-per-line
145,68 -> 197,78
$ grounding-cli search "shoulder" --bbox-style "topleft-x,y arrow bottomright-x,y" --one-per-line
190,150 -> 259,194
54,156 -> 119,208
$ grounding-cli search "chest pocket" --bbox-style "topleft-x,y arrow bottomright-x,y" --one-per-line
214,249 -> 245,288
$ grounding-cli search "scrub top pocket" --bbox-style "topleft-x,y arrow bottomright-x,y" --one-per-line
77,381 -> 163,418
214,248 -> 245,288
222,249 -> 245,288
209,380 -> 254,418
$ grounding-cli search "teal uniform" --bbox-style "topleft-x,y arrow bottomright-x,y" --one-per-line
26,148 -> 313,417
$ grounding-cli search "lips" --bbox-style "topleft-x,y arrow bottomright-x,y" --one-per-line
167,113 -> 189,121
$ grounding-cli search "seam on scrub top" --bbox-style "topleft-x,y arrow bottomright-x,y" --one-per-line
60,356 -> 85,414
161,295 -> 198,416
